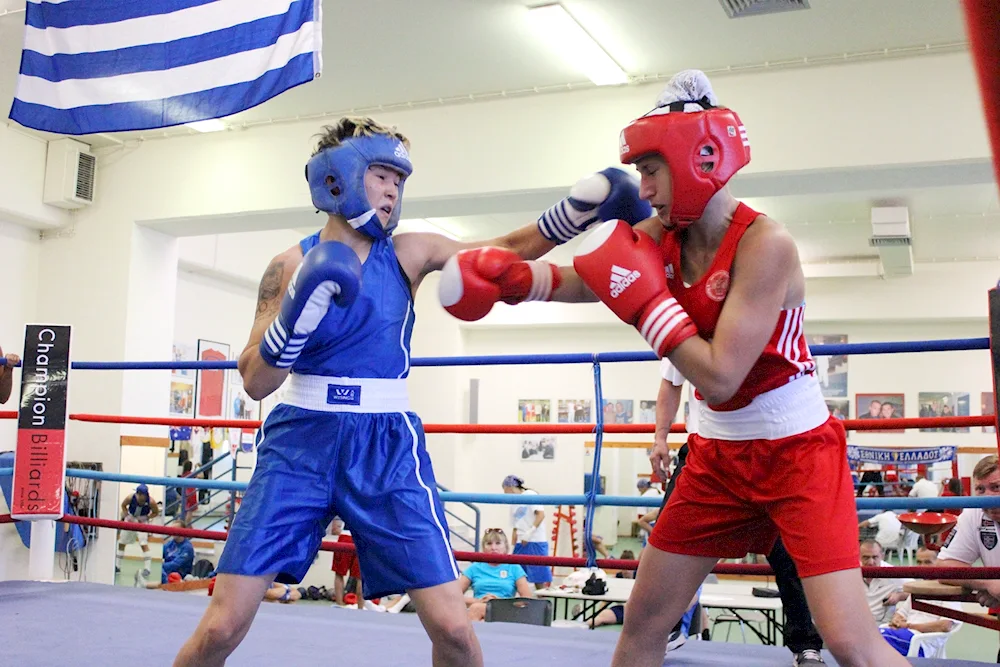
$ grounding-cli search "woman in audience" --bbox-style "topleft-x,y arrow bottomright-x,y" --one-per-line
458,528 -> 535,620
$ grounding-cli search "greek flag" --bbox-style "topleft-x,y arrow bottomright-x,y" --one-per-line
9,0 -> 323,136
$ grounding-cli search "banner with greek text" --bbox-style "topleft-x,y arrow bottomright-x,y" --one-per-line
846,445 -> 956,465
11,325 -> 71,519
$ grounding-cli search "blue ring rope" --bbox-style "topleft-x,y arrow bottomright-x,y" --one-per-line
0,468 -> 991,510
51,337 -> 988,371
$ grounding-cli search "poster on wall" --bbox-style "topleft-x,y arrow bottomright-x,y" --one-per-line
855,393 -> 905,433
602,399 -> 633,424
518,399 -> 551,423
194,340 -> 230,418
521,436 -> 555,462
983,392 -> 996,434
918,392 -> 970,433
170,381 -> 195,416
228,369 -> 258,422
557,399 -> 591,423
806,334 -> 848,398
638,400 -> 657,424
172,342 -> 196,378
825,399 -> 849,421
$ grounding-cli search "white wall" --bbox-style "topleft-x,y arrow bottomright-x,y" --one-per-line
0,219 -> 40,580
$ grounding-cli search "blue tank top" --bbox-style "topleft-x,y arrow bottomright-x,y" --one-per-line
292,232 -> 414,379
127,495 -> 151,517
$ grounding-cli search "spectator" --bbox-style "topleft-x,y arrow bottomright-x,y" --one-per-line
458,528 -> 534,621
879,548 -> 959,657
329,517 -> 364,609
636,478 -> 662,550
502,475 -> 552,589
909,474 -> 939,499
860,540 -> 908,623
859,510 -> 903,553
162,535 -> 196,584
615,550 -> 636,579
0,346 -> 20,405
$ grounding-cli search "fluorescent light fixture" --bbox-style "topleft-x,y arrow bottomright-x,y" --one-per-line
185,119 -> 227,133
527,3 -> 628,86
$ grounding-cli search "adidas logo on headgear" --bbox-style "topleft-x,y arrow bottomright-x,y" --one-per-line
609,264 -> 641,298
394,142 -> 410,160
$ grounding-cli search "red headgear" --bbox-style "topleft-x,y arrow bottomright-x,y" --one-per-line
618,100 -> 750,225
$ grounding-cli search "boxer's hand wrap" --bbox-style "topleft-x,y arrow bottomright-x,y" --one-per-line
259,242 -> 363,368
537,167 -> 652,244
573,220 -> 697,357
439,247 -> 561,322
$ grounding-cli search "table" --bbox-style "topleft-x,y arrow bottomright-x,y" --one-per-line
538,578 -> 785,644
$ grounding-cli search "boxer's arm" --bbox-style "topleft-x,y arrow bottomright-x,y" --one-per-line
239,248 -> 301,400
667,222 -> 799,405
936,557 -> 993,590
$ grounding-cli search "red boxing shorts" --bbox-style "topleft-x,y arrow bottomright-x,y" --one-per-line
331,533 -> 361,578
649,417 -> 859,578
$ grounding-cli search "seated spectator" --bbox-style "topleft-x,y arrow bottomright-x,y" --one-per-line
859,510 -> 903,553
860,539 -> 908,623
264,582 -> 303,603
615,550 -> 636,579
879,548 -> 959,656
458,528 -> 534,621
0,347 -> 19,404
161,535 -> 195,585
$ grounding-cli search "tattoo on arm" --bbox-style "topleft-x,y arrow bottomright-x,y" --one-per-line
256,261 -> 284,316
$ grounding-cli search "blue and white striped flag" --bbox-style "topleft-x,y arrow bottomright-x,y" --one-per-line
9,0 -> 323,135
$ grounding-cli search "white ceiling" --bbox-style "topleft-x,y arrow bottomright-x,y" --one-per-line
2,0 -> 998,269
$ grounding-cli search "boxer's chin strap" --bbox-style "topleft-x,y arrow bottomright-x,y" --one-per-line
663,96 -> 716,113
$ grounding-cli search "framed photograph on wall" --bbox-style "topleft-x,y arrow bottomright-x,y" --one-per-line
557,399 -> 591,423
825,399 -> 849,421
638,400 -> 657,424
169,380 -> 194,416
916,392 -> 970,433
984,392 -> 996,434
194,339 -> 230,419
172,342 -> 196,379
521,436 -> 556,462
855,393 -> 905,433
518,399 -> 551,423
807,334 -> 848,398
602,399 -> 634,424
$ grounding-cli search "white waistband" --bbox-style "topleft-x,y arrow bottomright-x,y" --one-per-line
283,374 -> 410,413
695,375 -> 829,441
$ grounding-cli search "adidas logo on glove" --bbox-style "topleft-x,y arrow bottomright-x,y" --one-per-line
609,264 -> 640,298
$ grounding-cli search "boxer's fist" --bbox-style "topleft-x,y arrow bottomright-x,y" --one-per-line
259,242 -> 362,368
573,221 -> 697,357
537,167 -> 652,244
439,247 -> 561,322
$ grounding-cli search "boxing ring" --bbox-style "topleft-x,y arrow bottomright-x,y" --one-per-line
1,329 -> 999,666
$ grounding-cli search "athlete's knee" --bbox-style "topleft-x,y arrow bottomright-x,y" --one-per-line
198,602 -> 254,650
427,614 -> 477,655
818,627 -> 868,667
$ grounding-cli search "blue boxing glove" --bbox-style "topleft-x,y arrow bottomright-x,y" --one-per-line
537,167 -> 652,244
259,242 -> 362,368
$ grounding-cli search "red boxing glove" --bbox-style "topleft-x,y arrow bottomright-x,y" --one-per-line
439,247 -> 562,322
573,220 -> 698,357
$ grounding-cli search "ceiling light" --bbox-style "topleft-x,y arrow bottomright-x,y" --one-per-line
527,4 -> 628,86
185,119 -> 227,133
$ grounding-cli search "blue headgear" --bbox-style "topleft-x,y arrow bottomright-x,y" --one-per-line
305,134 -> 413,240
136,484 -> 149,495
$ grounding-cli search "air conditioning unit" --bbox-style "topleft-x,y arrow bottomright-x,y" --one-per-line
43,138 -> 97,209
869,206 -> 914,277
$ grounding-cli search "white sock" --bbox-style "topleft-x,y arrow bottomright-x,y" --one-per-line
115,547 -> 124,568
143,555 -> 151,572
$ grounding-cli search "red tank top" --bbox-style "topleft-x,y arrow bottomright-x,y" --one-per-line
659,203 -> 815,411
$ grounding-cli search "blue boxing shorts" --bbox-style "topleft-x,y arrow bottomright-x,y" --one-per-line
512,541 -> 553,584
218,380 -> 459,600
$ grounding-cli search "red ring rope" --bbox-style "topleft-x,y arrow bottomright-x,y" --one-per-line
3,513 -> 994,580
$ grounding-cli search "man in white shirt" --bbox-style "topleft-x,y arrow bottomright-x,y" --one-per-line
859,511 -> 903,552
938,454 -> 1000,600
879,548 -> 959,656
909,475 -> 940,499
636,479 -> 662,549
860,540 -> 908,623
